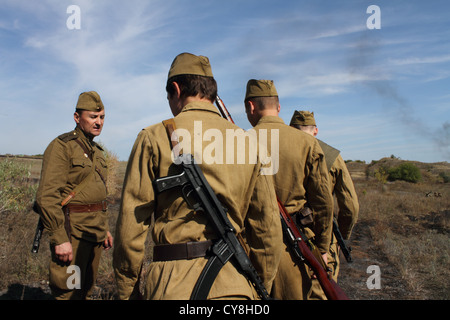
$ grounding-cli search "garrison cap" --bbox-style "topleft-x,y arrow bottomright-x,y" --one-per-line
245,79 -> 278,101
168,52 -> 214,79
76,91 -> 104,112
290,110 -> 316,126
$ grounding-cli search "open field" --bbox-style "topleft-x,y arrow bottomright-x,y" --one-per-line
0,155 -> 448,300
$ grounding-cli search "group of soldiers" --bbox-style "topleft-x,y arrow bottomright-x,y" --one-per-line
34,52 -> 359,300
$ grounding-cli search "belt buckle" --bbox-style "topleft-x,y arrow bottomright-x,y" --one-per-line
186,241 -> 195,260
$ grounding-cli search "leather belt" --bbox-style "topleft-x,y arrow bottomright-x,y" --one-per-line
66,201 -> 108,213
153,240 -> 213,261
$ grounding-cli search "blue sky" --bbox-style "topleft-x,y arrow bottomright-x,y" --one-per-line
1,0 -> 449,163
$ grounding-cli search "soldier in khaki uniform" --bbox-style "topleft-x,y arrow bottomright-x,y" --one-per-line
290,111 -> 359,299
243,80 -> 334,300
113,53 -> 282,300
35,91 -> 113,300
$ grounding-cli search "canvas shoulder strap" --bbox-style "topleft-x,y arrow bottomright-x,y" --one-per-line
61,167 -> 95,206
162,118 -> 179,151
61,139 -> 97,206
318,139 -> 340,172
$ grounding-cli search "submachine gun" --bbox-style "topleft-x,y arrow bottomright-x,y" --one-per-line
333,218 -> 353,263
153,153 -> 272,300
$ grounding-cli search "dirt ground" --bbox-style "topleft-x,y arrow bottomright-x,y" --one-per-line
338,220 -> 417,300
0,157 -> 448,301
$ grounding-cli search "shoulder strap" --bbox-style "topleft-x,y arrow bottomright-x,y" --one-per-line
74,138 -> 93,161
61,170 -> 95,206
61,139 -> 97,206
318,139 -> 340,172
58,130 -> 78,143
162,118 -> 182,158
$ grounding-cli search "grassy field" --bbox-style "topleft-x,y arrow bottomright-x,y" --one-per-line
0,155 -> 448,300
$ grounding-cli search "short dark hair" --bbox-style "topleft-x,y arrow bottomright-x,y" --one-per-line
245,96 -> 279,111
166,74 -> 217,102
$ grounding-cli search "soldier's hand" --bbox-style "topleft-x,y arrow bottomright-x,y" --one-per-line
310,253 -> 329,279
103,231 -> 113,251
322,253 -> 328,266
54,242 -> 73,263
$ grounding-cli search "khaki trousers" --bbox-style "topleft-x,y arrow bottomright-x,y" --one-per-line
307,234 -> 340,300
49,236 -> 103,300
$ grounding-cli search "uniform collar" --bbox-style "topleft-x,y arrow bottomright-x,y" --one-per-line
74,126 -> 95,149
256,115 -> 285,125
75,126 -> 89,140
180,101 -> 221,117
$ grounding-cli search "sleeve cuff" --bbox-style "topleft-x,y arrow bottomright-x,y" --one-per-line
49,226 -> 70,245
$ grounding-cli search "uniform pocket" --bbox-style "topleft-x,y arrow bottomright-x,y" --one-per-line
72,157 -> 92,168
97,157 -> 107,169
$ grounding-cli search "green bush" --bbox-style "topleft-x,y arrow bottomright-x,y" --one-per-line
0,159 -> 37,213
439,172 -> 450,183
388,162 -> 422,183
374,167 -> 389,184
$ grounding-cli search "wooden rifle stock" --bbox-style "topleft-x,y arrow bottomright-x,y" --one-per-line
278,200 -> 349,300
214,96 -> 349,300
215,95 -> 234,123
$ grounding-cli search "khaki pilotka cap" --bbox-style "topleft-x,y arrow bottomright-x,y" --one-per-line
76,91 -> 104,112
168,52 -> 214,79
290,110 -> 316,126
244,79 -> 278,101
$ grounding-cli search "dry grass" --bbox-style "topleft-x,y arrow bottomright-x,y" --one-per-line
0,154 -> 123,299
1,156 -> 449,299
343,159 -> 450,299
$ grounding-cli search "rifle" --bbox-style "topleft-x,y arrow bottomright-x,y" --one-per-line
215,95 -> 349,300
31,201 -> 44,253
31,201 -> 72,253
32,218 -> 44,254
333,218 -> 353,263
153,153 -> 272,300
215,95 -> 234,123
278,200 -> 349,300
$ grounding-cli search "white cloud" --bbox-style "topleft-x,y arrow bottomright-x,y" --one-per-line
389,54 -> 450,66
1,1 -> 450,163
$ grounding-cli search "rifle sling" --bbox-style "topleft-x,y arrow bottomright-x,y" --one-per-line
62,138 -> 106,206
162,118 -> 230,300
33,136 -> 105,251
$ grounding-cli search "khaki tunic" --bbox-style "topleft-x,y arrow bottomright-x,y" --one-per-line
327,154 -> 359,239
35,126 -> 109,245
318,144 -> 359,277
308,142 -> 359,299
113,101 -> 282,300
252,116 -> 333,300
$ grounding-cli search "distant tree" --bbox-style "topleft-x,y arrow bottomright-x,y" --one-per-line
439,172 -> 450,183
388,162 -> 422,183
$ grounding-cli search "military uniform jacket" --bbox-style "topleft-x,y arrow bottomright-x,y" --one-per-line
254,116 -> 334,252
318,140 -> 359,239
254,116 -> 333,300
113,101 -> 282,300
35,126 -> 109,245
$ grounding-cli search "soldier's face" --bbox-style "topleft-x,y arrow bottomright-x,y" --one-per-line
74,110 -> 105,137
